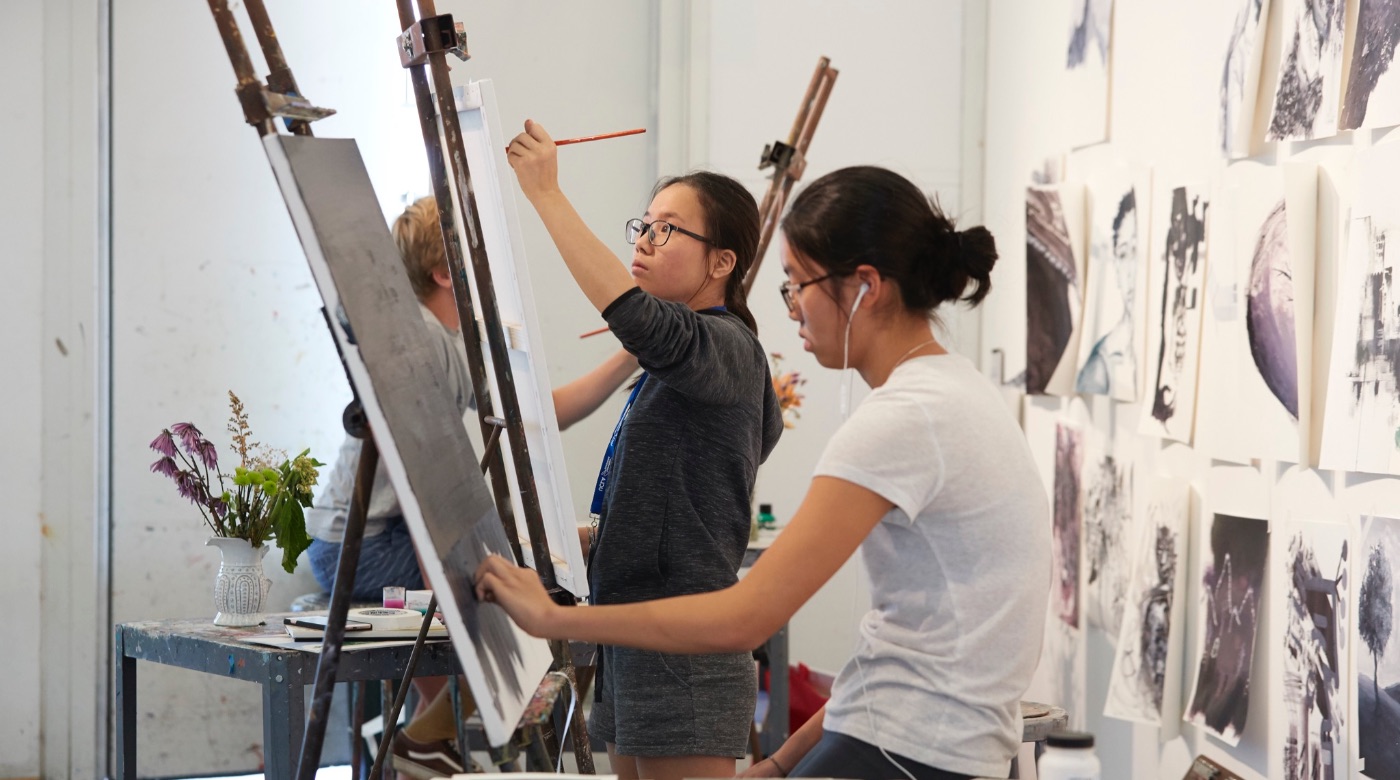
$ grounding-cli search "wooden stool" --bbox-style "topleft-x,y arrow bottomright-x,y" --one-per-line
1008,701 -> 1068,778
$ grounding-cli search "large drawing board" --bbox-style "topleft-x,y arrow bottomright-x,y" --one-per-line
262,134 -> 553,747
445,79 -> 589,599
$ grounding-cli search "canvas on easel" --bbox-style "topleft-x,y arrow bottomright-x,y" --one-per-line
262,134 -> 554,747
444,79 -> 589,599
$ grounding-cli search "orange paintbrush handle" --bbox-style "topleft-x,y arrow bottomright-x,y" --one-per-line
506,128 -> 646,153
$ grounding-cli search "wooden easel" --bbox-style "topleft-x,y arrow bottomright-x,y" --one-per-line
743,56 -> 839,295
204,1 -> 592,776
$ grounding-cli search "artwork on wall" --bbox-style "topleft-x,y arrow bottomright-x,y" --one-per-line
1139,185 -> 1210,444
1104,478 -> 1189,727
1075,166 -> 1151,401
1271,519 -> 1350,780
1064,0 -> 1113,148
1220,0 -> 1275,158
1353,514 -> 1400,779
1197,163 -> 1316,464
1083,440 -> 1135,636
1340,0 -> 1400,131
1053,422 -> 1085,629
262,134 -> 553,746
1185,512 -> 1268,746
1027,184 -> 1087,396
1266,0 -> 1349,142
1320,142 -> 1400,476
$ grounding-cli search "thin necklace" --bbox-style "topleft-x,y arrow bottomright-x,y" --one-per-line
891,338 -> 940,371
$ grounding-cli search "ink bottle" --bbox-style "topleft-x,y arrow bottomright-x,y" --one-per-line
1037,731 -> 1099,780
758,503 -> 776,531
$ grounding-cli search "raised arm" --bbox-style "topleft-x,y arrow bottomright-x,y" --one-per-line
550,349 -> 637,431
475,476 -> 892,653
507,120 -> 635,312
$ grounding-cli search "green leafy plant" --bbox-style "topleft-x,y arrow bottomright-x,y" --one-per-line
149,391 -> 322,573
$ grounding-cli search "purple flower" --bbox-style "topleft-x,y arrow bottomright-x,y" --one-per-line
170,422 -> 203,456
212,497 -> 228,519
196,439 -> 219,471
150,457 -> 179,478
174,470 -> 206,505
149,430 -> 177,458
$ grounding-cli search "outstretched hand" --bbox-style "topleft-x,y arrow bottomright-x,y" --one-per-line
505,119 -> 559,204
474,553 -> 559,637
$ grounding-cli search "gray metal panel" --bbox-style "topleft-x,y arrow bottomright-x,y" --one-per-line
262,133 -> 552,745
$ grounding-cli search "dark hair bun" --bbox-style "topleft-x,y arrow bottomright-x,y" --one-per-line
950,225 -> 997,305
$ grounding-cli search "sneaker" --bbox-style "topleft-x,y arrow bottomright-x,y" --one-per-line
391,730 -> 466,779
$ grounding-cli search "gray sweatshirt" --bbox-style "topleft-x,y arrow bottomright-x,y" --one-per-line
589,287 -> 783,605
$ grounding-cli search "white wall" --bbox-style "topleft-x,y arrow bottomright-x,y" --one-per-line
983,1 -> 1400,778
1,1 -> 47,775
691,0 -> 974,674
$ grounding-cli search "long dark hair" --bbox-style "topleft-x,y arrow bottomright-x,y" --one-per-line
781,166 -> 997,313
652,172 -> 760,334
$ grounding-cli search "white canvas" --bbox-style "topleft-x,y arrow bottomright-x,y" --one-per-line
1339,0 -> 1400,131
262,135 -> 553,747
1104,477 -> 1190,731
1139,183 -> 1211,444
1320,142 -> 1400,475
1082,432 -> 1135,636
1197,162 -> 1316,464
450,80 -> 588,598
1352,514 -> 1400,778
1270,518 -> 1351,780
1074,165 -> 1151,402
1063,0 -> 1112,148
1220,0 -> 1275,158
1265,0 -> 1350,141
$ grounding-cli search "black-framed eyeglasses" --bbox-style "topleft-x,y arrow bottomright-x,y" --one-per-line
779,273 -> 842,313
625,218 -> 715,248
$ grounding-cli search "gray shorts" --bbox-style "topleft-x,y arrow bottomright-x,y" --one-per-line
589,644 -> 756,757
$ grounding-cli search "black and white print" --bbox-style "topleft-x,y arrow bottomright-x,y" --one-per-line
1267,0 -> 1349,141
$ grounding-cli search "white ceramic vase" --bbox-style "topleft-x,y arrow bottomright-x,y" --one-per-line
207,537 -> 273,627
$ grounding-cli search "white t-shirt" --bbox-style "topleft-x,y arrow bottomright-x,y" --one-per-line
814,352 -> 1051,779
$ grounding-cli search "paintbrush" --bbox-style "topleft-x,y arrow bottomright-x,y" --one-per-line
506,127 -> 645,153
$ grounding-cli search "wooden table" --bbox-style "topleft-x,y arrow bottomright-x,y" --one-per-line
114,615 -> 460,780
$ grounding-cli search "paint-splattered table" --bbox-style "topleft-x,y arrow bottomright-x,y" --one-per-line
113,615 -> 460,780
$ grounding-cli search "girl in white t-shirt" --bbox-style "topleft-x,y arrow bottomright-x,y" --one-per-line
475,166 -> 1052,780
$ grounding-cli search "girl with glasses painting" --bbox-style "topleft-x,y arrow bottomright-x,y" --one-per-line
478,165 -> 1051,780
505,120 -> 784,780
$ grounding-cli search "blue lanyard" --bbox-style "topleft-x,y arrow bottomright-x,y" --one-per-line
589,373 -> 648,519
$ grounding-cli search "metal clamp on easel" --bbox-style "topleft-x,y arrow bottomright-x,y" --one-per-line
396,13 -> 470,67
743,56 -> 838,295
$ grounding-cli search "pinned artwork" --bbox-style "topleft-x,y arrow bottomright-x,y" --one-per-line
1104,478 -> 1189,727
1083,441 -> 1135,636
1265,0 -> 1349,142
1027,184 -> 1087,396
1064,0 -> 1113,148
1340,0 -> 1400,131
1196,162 -> 1316,464
1320,142 -> 1400,475
262,134 -> 553,747
1220,0 -> 1274,158
1075,166 -> 1151,401
1139,185 -> 1211,443
1353,514 -> 1400,779
1271,519 -> 1350,780
1185,513 -> 1268,746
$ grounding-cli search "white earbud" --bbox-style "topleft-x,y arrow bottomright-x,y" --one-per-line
849,282 -> 871,316
840,281 -> 872,418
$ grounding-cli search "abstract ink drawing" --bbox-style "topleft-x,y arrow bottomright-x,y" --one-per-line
1053,423 -> 1084,629
1220,0 -> 1271,157
1076,184 -> 1142,400
1247,200 -> 1300,420
1267,0 -> 1349,141
1143,187 -> 1209,442
1278,525 -> 1348,780
1027,187 -> 1082,396
1067,0 -> 1112,69
1084,453 -> 1134,635
1186,513 -> 1268,745
1340,0 -> 1400,130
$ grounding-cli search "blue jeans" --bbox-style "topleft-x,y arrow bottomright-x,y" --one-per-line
307,516 -> 425,601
